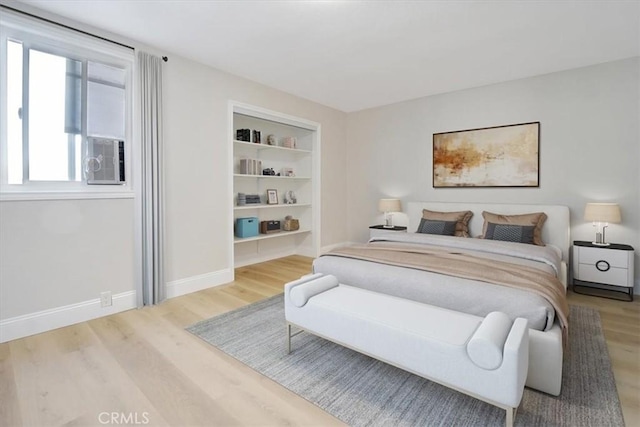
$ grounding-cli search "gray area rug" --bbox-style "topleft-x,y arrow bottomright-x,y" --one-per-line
187,295 -> 624,426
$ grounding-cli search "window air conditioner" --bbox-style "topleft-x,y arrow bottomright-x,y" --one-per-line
86,137 -> 125,185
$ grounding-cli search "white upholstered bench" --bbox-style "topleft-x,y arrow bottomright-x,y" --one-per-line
284,274 -> 529,427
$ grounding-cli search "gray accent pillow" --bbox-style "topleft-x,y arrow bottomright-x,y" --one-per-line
422,209 -> 473,237
484,223 -> 535,244
417,219 -> 457,236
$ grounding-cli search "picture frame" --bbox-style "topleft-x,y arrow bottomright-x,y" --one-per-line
433,122 -> 540,188
282,167 -> 295,177
266,189 -> 278,204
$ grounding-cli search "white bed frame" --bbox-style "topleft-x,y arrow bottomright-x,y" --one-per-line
407,202 -> 570,396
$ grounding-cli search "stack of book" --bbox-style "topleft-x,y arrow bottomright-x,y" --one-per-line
236,129 -> 250,142
245,195 -> 261,204
239,158 -> 262,175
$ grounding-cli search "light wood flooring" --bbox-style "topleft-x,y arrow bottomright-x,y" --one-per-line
1,255 -> 638,426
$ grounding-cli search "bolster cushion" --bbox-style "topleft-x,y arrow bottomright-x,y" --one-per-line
466,311 -> 513,370
288,274 -> 339,307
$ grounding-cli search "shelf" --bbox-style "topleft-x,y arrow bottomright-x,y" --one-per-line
234,229 -> 311,244
233,174 -> 311,180
232,103 -> 319,267
234,140 -> 311,155
234,203 -> 311,210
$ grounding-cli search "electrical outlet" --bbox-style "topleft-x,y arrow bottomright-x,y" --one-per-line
100,291 -> 112,307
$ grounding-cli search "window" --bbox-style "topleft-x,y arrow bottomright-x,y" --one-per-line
0,10 -> 133,195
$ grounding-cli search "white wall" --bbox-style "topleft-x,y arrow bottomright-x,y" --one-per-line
0,198 -> 137,341
0,2 -> 142,342
0,4 -> 348,341
346,58 -> 640,287
2,0 -> 634,341
0,199 -> 135,316
162,55 -> 347,293
0,56 -> 347,338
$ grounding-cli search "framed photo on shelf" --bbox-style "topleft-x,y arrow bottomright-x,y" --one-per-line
266,189 -> 278,204
282,167 -> 295,177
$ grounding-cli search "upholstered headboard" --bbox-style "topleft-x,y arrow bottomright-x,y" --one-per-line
407,202 -> 571,261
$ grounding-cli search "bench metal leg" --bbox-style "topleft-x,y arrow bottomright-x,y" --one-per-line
505,407 -> 516,427
286,323 -> 305,354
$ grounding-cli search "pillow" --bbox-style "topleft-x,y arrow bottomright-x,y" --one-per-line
484,223 -> 536,244
421,209 -> 473,237
481,211 -> 547,246
417,219 -> 457,236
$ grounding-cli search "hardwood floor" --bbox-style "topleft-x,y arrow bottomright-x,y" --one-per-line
1,255 -> 638,426
568,287 -> 640,425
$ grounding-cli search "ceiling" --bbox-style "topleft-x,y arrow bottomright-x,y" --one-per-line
14,0 -> 640,112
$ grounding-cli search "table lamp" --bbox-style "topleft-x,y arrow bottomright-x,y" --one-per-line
378,198 -> 402,228
584,202 -> 621,246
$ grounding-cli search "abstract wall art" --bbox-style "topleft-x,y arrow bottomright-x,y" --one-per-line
433,122 -> 540,188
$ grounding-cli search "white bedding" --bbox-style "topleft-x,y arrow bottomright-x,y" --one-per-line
314,233 -> 565,331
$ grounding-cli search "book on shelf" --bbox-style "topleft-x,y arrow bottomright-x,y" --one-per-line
239,158 -> 262,175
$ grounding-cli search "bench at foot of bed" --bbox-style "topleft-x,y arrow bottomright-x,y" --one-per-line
284,273 -> 529,427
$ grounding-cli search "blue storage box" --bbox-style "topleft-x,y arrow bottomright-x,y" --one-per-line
235,217 -> 259,238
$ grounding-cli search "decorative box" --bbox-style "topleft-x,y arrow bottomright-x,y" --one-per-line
235,217 -> 259,238
260,220 -> 281,234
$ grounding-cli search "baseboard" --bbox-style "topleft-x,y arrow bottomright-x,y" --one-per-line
0,290 -> 137,343
165,268 -> 233,299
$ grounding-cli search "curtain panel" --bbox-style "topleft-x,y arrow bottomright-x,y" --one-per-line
138,51 -> 165,305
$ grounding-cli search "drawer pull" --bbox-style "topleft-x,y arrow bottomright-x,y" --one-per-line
596,260 -> 610,272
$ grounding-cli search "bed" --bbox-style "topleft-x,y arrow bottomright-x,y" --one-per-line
313,202 -> 570,396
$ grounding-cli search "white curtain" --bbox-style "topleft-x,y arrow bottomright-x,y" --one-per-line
138,52 -> 165,305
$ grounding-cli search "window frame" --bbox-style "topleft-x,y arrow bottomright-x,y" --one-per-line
0,10 -> 134,199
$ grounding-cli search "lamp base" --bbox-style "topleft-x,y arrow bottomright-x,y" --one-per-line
383,213 -> 394,228
591,241 -> 611,246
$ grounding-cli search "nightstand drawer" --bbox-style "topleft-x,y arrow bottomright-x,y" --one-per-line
578,246 -> 629,268
577,264 -> 630,287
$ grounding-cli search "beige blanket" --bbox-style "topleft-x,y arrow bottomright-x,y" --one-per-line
327,242 -> 569,342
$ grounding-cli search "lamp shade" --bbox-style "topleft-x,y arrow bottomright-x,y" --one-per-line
378,198 -> 402,213
584,203 -> 621,223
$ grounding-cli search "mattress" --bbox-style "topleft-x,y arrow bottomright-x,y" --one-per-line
313,233 -> 565,331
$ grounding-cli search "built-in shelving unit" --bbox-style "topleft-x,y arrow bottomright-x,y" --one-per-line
229,102 -> 320,268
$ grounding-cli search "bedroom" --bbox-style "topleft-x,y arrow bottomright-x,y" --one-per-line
0,0 -> 638,426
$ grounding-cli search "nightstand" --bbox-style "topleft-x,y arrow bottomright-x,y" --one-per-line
572,240 -> 635,301
369,225 -> 408,239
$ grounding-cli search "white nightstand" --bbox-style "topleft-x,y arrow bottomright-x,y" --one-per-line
369,225 -> 407,239
572,240 -> 635,301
